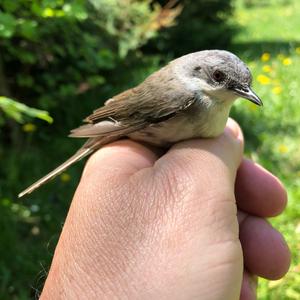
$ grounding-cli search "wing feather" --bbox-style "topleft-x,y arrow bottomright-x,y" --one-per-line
70,64 -> 196,138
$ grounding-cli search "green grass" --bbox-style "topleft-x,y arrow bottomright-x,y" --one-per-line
231,0 -> 300,299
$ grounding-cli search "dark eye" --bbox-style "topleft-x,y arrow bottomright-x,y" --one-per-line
212,70 -> 226,82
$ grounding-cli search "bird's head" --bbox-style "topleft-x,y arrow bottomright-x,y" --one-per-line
173,50 -> 263,106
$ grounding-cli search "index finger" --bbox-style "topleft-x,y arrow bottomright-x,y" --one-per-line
235,159 -> 287,217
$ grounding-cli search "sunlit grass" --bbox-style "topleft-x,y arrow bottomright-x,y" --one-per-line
234,0 -> 300,42
232,1 -> 300,299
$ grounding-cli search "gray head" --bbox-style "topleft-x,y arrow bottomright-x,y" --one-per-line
172,50 -> 262,106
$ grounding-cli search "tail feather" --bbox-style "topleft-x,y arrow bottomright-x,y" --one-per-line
18,147 -> 93,198
18,128 -> 138,198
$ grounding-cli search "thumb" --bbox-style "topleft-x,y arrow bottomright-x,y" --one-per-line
146,117 -> 244,239
156,117 -> 244,195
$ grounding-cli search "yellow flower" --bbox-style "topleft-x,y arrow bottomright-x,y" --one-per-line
278,144 -> 288,154
272,86 -> 282,95
257,74 -> 271,85
261,53 -> 270,62
295,47 -> 300,55
60,173 -> 71,182
262,65 -> 272,73
282,58 -> 292,65
22,123 -> 37,133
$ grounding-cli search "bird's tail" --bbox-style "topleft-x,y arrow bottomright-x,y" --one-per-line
18,147 -> 94,198
18,135 -> 120,198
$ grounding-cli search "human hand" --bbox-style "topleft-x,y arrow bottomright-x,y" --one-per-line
41,119 -> 290,300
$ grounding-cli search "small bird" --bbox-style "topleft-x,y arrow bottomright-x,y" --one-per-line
19,50 -> 262,198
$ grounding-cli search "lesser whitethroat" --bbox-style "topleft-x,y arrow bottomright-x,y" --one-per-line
19,50 -> 262,198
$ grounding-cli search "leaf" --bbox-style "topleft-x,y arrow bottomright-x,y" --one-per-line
18,19 -> 38,41
1,0 -> 20,13
0,11 -> 17,38
0,96 -> 53,124
87,75 -> 106,87
63,3 -> 88,20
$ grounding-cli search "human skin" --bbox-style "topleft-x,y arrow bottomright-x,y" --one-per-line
41,119 -> 290,300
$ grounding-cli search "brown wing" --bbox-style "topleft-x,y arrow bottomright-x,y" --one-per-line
70,65 -> 196,138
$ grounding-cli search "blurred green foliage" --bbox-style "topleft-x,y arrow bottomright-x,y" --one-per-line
0,0 -> 180,114
153,0 -> 235,56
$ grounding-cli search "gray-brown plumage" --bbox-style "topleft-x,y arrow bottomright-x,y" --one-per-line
19,50 -> 262,198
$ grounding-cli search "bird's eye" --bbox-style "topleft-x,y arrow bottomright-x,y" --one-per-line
212,70 -> 226,82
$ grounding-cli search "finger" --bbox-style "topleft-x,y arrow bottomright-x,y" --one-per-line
238,212 -> 291,280
240,270 -> 257,300
235,159 -> 287,217
157,117 -> 244,187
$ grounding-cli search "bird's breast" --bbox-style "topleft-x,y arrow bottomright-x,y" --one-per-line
128,100 -> 232,147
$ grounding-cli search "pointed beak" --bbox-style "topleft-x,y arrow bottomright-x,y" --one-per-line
232,85 -> 263,106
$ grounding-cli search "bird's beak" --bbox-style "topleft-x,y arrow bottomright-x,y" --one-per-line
232,85 -> 263,106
